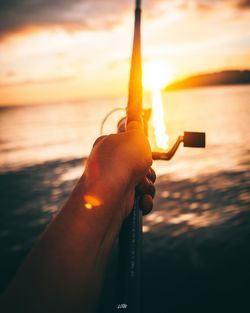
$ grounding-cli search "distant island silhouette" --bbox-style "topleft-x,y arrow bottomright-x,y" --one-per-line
164,70 -> 250,91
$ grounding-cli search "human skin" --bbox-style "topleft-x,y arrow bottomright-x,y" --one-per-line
1,122 -> 156,313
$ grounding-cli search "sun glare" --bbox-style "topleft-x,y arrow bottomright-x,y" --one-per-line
151,89 -> 169,150
143,61 -> 170,150
83,194 -> 101,210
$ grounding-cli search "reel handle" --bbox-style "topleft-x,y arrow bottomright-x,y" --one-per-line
183,131 -> 206,148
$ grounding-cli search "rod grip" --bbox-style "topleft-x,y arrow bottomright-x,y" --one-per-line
115,196 -> 142,312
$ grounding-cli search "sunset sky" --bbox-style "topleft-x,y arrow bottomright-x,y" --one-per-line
0,0 -> 250,106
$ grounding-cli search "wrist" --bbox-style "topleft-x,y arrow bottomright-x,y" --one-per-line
63,173 -> 126,238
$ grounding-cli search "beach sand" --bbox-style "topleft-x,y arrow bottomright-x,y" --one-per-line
0,155 -> 250,312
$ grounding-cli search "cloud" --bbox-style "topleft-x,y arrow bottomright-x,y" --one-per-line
0,0 -> 131,39
0,0 -> 249,39
237,0 -> 250,8
174,0 -> 250,11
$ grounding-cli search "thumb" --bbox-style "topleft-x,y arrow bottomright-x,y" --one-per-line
92,135 -> 107,148
126,121 -> 143,132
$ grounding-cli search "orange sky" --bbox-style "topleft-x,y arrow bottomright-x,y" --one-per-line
0,0 -> 250,106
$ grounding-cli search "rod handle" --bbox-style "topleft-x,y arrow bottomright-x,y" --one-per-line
115,195 -> 142,312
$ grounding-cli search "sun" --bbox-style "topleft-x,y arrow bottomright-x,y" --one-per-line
143,61 -> 173,90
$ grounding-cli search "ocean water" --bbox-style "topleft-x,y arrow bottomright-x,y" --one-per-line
0,98 -> 125,171
0,85 -> 249,177
0,85 -> 250,312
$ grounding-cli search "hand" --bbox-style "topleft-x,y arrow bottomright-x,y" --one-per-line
83,121 -> 155,222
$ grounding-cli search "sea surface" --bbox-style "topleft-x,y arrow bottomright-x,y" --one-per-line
0,85 -> 249,312
0,85 -> 249,176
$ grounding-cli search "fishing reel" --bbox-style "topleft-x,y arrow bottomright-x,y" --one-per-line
117,109 -> 206,160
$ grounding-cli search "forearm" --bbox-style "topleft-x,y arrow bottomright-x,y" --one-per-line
2,173 -> 123,313
1,130 -> 153,313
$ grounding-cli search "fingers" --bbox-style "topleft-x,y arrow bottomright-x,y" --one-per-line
141,194 -> 153,216
146,167 -> 156,183
137,176 -> 155,198
137,167 -> 156,215
137,167 -> 156,194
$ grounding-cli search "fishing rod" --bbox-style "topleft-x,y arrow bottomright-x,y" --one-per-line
115,1 -> 142,312
113,0 -> 206,312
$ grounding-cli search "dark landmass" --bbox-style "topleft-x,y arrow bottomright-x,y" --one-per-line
165,70 -> 250,91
